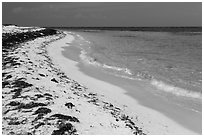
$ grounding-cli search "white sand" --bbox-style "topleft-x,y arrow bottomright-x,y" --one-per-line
2,27 -> 143,135
47,32 -> 198,135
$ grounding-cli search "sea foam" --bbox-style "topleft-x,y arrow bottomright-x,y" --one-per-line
151,79 -> 202,99
79,49 -> 133,76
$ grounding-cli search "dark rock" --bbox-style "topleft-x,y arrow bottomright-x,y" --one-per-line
88,98 -> 98,103
33,107 -> 51,115
11,88 -> 22,99
114,107 -> 121,111
120,114 -> 129,121
8,101 -> 21,106
83,94 -> 91,98
88,99 -> 99,106
34,122 -> 45,129
126,124 -> 133,129
12,80 -> 33,88
3,109 -> 10,114
2,56 -> 21,68
33,113 -> 44,122
109,103 -> 113,107
77,87 -> 83,91
65,102 -> 75,109
5,75 -> 12,80
8,121 -> 20,125
127,119 -> 135,126
44,93 -> 52,97
46,97 -> 53,100
16,77 -> 26,81
88,93 -> 97,96
133,127 -> 145,135
120,114 -> 145,135
18,102 -> 47,109
34,94 -> 44,98
9,131 -> 15,135
52,122 -> 77,135
51,78 -> 58,83
39,73 -> 45,77
2,72 -> 8,77
2,81 -> 9,88
50,114 -> 79,122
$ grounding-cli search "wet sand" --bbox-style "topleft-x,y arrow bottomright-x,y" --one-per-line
47,32 -> 201,134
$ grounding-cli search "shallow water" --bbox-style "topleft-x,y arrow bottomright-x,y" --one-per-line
71,30 -> 202,99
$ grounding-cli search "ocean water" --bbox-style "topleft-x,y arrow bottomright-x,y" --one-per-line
68,29 -> 202,99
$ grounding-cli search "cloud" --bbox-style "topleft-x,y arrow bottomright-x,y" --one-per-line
5,2 -> 201,27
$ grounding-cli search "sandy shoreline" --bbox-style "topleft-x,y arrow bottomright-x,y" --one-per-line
2,26 -> 201,135
2,26 -> 146,135
47,31 -> 201,134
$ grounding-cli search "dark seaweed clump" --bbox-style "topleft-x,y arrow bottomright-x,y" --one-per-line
2,28 -> 58,70
33,107 -> 52,115
2,27 -> 59,101
2,28 -> 57,50
50,114 -> 80,123
65,102 -> 75,109
52,122 -> 77,135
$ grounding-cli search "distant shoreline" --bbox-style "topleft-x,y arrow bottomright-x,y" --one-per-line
48,26 -> 202,32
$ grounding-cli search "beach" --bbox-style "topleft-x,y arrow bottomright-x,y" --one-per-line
2,25 -> 144,135
47,31 -> 202,134
2,26 -> 202,135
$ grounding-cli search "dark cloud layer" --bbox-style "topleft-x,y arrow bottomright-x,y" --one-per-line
2,2 -> 202,27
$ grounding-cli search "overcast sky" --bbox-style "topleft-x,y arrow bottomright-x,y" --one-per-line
2,2 -> 202,27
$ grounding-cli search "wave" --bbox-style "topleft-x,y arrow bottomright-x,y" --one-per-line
79,50 -> 133,76
79,49 -> 202,99
150,79 -> 202,99
103,64 -> 132,75
77,37 -> 201,100
79,50 -> 101,66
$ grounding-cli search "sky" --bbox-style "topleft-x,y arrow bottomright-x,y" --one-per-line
2,2 -> 202,27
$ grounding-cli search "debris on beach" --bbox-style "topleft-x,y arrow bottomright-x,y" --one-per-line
2,25 -> 145,135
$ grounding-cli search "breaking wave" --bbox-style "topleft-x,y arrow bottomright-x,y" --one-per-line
79,50 -> 133,76
151,79 -> 202,99
79,48 -> 201,99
